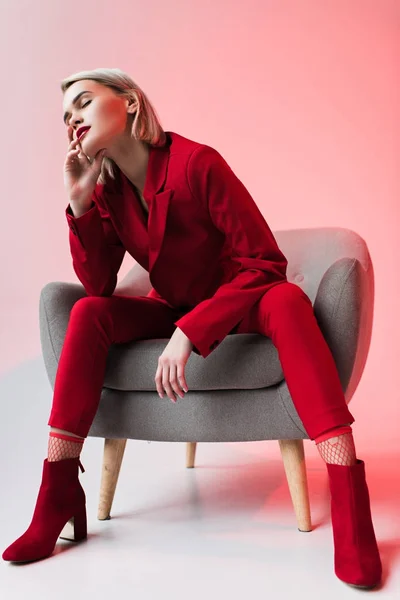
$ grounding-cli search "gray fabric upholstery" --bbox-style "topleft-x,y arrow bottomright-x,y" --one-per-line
39,226 -> 374,442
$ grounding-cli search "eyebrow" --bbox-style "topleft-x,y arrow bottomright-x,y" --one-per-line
63,91 -> 92,124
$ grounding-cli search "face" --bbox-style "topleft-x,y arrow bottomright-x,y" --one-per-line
62,79 -> 136,158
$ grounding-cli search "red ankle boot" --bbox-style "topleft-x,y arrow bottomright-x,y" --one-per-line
2,457 -> 87,563
326,458 -> 382,588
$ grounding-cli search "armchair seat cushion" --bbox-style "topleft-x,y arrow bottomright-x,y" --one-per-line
104,333 -> 284,392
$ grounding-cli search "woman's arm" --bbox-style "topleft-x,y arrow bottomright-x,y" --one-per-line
174,144 -> 288,358
66,189 -> 126,296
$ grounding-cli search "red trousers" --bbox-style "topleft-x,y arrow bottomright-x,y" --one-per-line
48,281 -> 354,440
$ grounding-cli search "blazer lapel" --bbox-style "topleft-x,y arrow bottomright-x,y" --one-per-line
142,137 -> 174,273
147,187 -> 174,272
103,134 -> 173,273
103,174 -> 149,269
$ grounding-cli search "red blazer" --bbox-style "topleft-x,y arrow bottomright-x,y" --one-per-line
66,131 -> 288,358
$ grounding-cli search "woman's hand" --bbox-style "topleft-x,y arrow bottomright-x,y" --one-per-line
155,328 -> 193,402
63,125 -> 106,210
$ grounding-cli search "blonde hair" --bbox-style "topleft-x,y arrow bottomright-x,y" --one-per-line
61,67 -> 167,184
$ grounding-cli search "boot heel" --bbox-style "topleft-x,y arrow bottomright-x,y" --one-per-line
59,506 -> 87,542
73,505 -> 87,541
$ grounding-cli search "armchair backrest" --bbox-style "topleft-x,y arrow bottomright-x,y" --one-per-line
274,226 -> 373,303
116,226 -> 373,306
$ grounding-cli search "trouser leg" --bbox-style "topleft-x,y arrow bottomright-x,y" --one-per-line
236,281 -> 354,440
235,282 -> 381,587
48,295 -> 182,438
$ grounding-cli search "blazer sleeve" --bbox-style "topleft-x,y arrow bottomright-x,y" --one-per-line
66,189 -> 126,296
174,145 -> 288,358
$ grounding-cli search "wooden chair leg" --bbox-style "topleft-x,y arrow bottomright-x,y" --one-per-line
278,439 -> 312,532
98,438 -> 127,520
186,442 -> 197,468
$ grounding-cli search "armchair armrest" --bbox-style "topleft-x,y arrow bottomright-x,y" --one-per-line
39,282 -> 88,388
312,257 -> 374,403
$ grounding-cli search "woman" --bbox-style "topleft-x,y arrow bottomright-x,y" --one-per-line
2,68 -> 381,588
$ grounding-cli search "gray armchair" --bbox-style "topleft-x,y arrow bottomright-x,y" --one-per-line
39,226 -> 374,532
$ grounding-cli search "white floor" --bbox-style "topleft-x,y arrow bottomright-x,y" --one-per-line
0,358 -> 399,599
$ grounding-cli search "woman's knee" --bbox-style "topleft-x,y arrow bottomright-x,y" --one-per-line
70,295 -> 112,319
261,282 -> 312,313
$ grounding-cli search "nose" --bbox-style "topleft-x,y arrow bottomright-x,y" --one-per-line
70,119 -> 82,136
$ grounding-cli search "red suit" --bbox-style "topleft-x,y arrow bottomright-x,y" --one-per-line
49,130 -> 354,439
4,132 -> 380,590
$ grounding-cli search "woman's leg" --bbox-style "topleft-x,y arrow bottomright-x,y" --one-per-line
236,282 -> 381,588
47,429 -> 85,461
236,281 -> 354,441
45,295 -> 181,463
3,295 -> 181,563
47,294 -> 181,439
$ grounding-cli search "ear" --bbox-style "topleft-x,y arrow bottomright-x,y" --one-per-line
127,99 -> 138,113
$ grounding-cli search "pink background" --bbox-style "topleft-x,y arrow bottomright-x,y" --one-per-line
0,0 -> 398,458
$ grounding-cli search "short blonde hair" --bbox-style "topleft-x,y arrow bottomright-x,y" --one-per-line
61,67 -> 167,185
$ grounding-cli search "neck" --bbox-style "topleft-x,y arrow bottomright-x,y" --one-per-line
106,133 -> 150,194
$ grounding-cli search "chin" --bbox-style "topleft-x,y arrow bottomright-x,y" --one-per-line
85,136 -> 108,157
83,141 -> 98,160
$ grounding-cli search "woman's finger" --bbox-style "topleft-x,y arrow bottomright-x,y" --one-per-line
177,363 -> 188,393
75,137 -> 91,163
155,363 -> 164,397
162,364 -> 176,403
65,148 -> 80,160
68,137 -> 81,148
169,364 -> 184,400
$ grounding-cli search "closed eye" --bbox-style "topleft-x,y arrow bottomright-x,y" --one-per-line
65,100 -> 91,127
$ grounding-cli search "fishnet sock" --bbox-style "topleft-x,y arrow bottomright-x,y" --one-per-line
48,432 -> 84,462
314,425 -> 357,466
